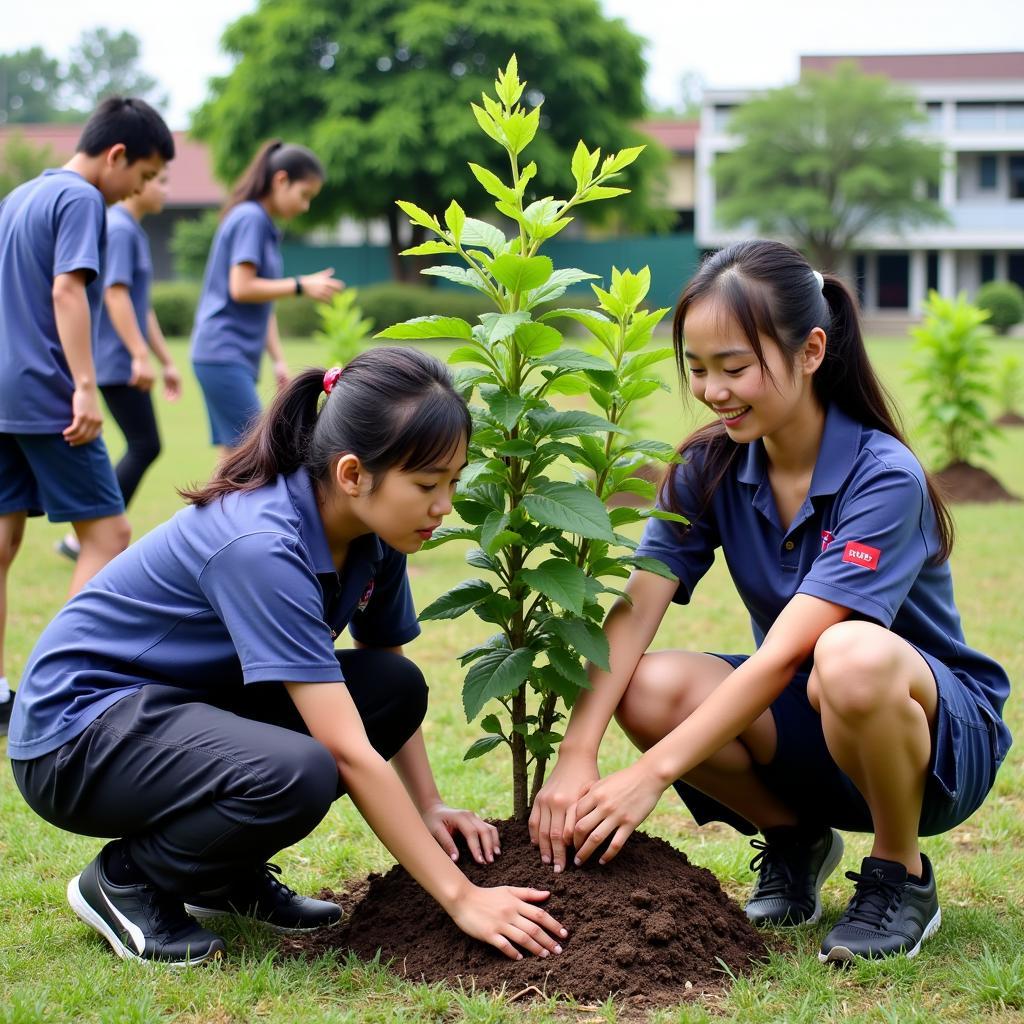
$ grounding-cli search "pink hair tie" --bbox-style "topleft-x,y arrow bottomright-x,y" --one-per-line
323,367 -> 342,395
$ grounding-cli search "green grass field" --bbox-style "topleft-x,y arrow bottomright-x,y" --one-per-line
2,334 -> 1022,1023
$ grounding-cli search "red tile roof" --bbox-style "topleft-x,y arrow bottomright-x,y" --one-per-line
801,52 -> 1024,81
0,124 -> 225,206
637,119 -> 699,153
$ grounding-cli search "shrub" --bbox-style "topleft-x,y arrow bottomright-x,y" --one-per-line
169,211 -> 219,281
995,354 -> 1023,417
909,290 -> 997,468
976,280 -> 1024,335
314,289 -> 374,366
274,296 -> 322,338
150,280 -> 201,337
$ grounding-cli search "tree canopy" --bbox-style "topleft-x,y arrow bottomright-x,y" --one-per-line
713,63 -> 946,270
192,0 -> 668,279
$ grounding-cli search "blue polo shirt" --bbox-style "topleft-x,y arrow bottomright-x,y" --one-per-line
191,201 -> 282,377
95,205 -> 152,387
0,169 -> 107,433
8,469 -> 420,760
636,403 -> 1011,759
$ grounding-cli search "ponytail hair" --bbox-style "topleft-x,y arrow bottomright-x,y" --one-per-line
662,239 -> 954,562
180,347 -> 472,507
221,139 -> 325,218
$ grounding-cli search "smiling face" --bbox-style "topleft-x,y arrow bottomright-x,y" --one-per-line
682,297 -> 824,444
267,171 -> 323,220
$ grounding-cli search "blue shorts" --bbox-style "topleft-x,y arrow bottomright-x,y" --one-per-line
673,650 -> 1004,838
0,433 -> 125,523
193,361 -> 261,448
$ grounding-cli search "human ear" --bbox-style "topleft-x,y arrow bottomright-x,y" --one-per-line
106,143 -> 128,167
802,328 -> 827,375
333,453 -> 364,497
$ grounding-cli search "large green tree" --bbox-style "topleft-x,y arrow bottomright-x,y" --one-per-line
714,63 -> 946,270
0,48 -> 65,124
192,0 -> 667,280
0,131 -> 54,197
62,28 -> 167,113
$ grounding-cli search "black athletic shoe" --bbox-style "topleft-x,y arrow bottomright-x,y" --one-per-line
0,692 -> 13,737
184,862 -> 342,933
819,854 -> 941,963
67,845 -> 226,964
745,826 -> 845,926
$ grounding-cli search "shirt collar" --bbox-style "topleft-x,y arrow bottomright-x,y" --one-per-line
735,403 -> 862,497
282,469 -> 384,576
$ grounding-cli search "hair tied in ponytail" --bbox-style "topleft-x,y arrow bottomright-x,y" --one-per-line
322,367 -> 342,395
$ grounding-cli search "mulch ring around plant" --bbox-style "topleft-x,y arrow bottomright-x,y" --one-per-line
933,461 -> 1020,503
281,818 -> 768,1008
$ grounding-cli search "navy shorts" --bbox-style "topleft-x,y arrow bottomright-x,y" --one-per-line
0,433 -> 124,523
193,361 -> 261,448
673,650 -> 1004,838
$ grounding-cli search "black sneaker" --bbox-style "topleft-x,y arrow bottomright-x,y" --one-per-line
67,845 -> 225,964
819,854 -> 941,963
184,862 -> 342,933
0,692 -> 13,737
745,826 -> 844,926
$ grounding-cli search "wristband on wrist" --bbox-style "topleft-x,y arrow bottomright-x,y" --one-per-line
294,276 -> 303,295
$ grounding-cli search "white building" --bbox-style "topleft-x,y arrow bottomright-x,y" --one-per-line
696,52 -> 1024,319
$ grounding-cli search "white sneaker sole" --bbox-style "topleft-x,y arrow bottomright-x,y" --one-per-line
819,906 -> 942,963
184,901 -> 343,934
68,874 -> 223,966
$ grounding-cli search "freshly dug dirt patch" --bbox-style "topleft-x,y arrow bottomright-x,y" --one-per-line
933,461 -> 1019,503
995,411 -> 1024,427
284,818 -> 767,1005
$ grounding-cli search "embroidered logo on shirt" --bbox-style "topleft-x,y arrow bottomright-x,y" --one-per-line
357,579 -> 375,612
821,530 -> 836,552
841,541 -> 881,571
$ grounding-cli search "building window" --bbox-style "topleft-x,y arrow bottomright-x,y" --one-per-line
1009,252 -> 1024,290
926,251 -> 939,294
978,155 -> 998,190
955,103 -> 998,131
980,252 -> 996,283
925,103 -> 943,132
876,253 -> 909,309
1007,103 -> 1024,131
1010,155 -> 1024,200
713,105 -> 735,132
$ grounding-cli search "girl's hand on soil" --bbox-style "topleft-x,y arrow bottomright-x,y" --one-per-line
422,802 -> 501,864
300,268 -> 344,303
529,755 -> 599,873
571,764 -> 664,866
451,884 -> 568,961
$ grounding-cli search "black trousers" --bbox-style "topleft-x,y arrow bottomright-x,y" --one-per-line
100,384 -> 162,507
12,650 -> 427,896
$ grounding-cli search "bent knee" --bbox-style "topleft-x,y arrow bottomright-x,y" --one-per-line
814,621 -> 904,717
615,654 -> 700,741
271,738 -> 338,822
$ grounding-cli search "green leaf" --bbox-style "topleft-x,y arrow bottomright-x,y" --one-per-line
449,345 -> 488,365
544,374 -> 591,396
377,316 -> 473,341
461,218 -> 507,254
419,579 -> 494,620
601,145 -> 645,176
421,265 -> 491,295
463,648 -> 536,721
464,735 -> 504,760
444,200 -> 466,242
471,103 -> 505,146
620,378 -> 663,401
522,482 -> 616,542
519,559 -> 588,615
399,240 -> 457,256
619,439 -> 680,462
495,54 -> 524,108
546,616 -> 610,671
503,106 -> 540,155
421,525 -> 479,549
623,348 -> 675,375
625,555 -> 678,580
468,163 -> 517,204
481,714 -> 504,735
526,268 -> 602,307
533,348 -> 614,372
480,511 -> 511,553
546,647 -> 590,688
481,386 -> 527,430
395,200 -> 440,231
513,322 -> 562,358
477,310 -> 531,345
571,140 -> 601,191
495,439 -> 535,457
527,408 -> 621,439
577,185 -> 630,204
490,254 -> 554,294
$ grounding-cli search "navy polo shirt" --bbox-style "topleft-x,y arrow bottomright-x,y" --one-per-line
191,201 -> 283,377
8,469 -> 420,760
0,169 -> 107,433
636,404 -> 1011,757
95,205 -> 152,387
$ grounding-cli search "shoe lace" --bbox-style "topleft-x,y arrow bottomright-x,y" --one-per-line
139,883 -> 199,938
749,838 -> 796,899
838,867 -> 903,929
260,862 -> 299,903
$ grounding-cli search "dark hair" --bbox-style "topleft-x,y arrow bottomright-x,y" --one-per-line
222,140 -> 325,217
76,96 -> 175,164
181,347 -> 472,507
663,239 -> 954,561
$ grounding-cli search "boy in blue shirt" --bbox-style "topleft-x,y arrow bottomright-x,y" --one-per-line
0,97 -> 174,735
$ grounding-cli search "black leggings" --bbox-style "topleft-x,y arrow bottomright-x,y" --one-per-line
12,649 -> 428,896
100,384 -> 162,507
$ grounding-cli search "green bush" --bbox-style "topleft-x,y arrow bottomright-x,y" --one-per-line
169,211 -> 220,280
151,281 -> 201,337
976,280 -> 1024,335
274,296 -> 322,338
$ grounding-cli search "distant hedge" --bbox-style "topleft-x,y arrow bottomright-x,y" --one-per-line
151,281 -> 600,340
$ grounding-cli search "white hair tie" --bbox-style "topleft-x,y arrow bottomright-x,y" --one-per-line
812,270 -> 824,291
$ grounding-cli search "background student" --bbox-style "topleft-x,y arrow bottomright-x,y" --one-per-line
191,140 -> 342,453
0,96 -> 174,736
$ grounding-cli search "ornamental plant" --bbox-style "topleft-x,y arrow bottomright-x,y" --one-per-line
995,354 -> 1023,420
315,288 -> 374,366
909,290 -> 997,469
378,57 -> 683,821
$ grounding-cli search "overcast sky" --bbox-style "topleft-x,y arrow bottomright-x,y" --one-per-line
6,0 -> 1023,129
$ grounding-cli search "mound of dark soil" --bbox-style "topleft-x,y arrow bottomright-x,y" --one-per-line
284,818 -> 766,1006
995,411 -> 1024,427
933,461 -> 1020,503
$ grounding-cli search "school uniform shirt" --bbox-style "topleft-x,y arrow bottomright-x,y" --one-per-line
7,468 -> 420,761
635,403 -> 1012,761
94,205 -> 152,387
0,169 -> 107,433
190,201 -> 283,377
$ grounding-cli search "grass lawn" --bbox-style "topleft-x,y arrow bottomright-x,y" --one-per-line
2,333 -> 1022,1023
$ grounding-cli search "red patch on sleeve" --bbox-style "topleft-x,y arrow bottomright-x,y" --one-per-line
841,541 -> 881,571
